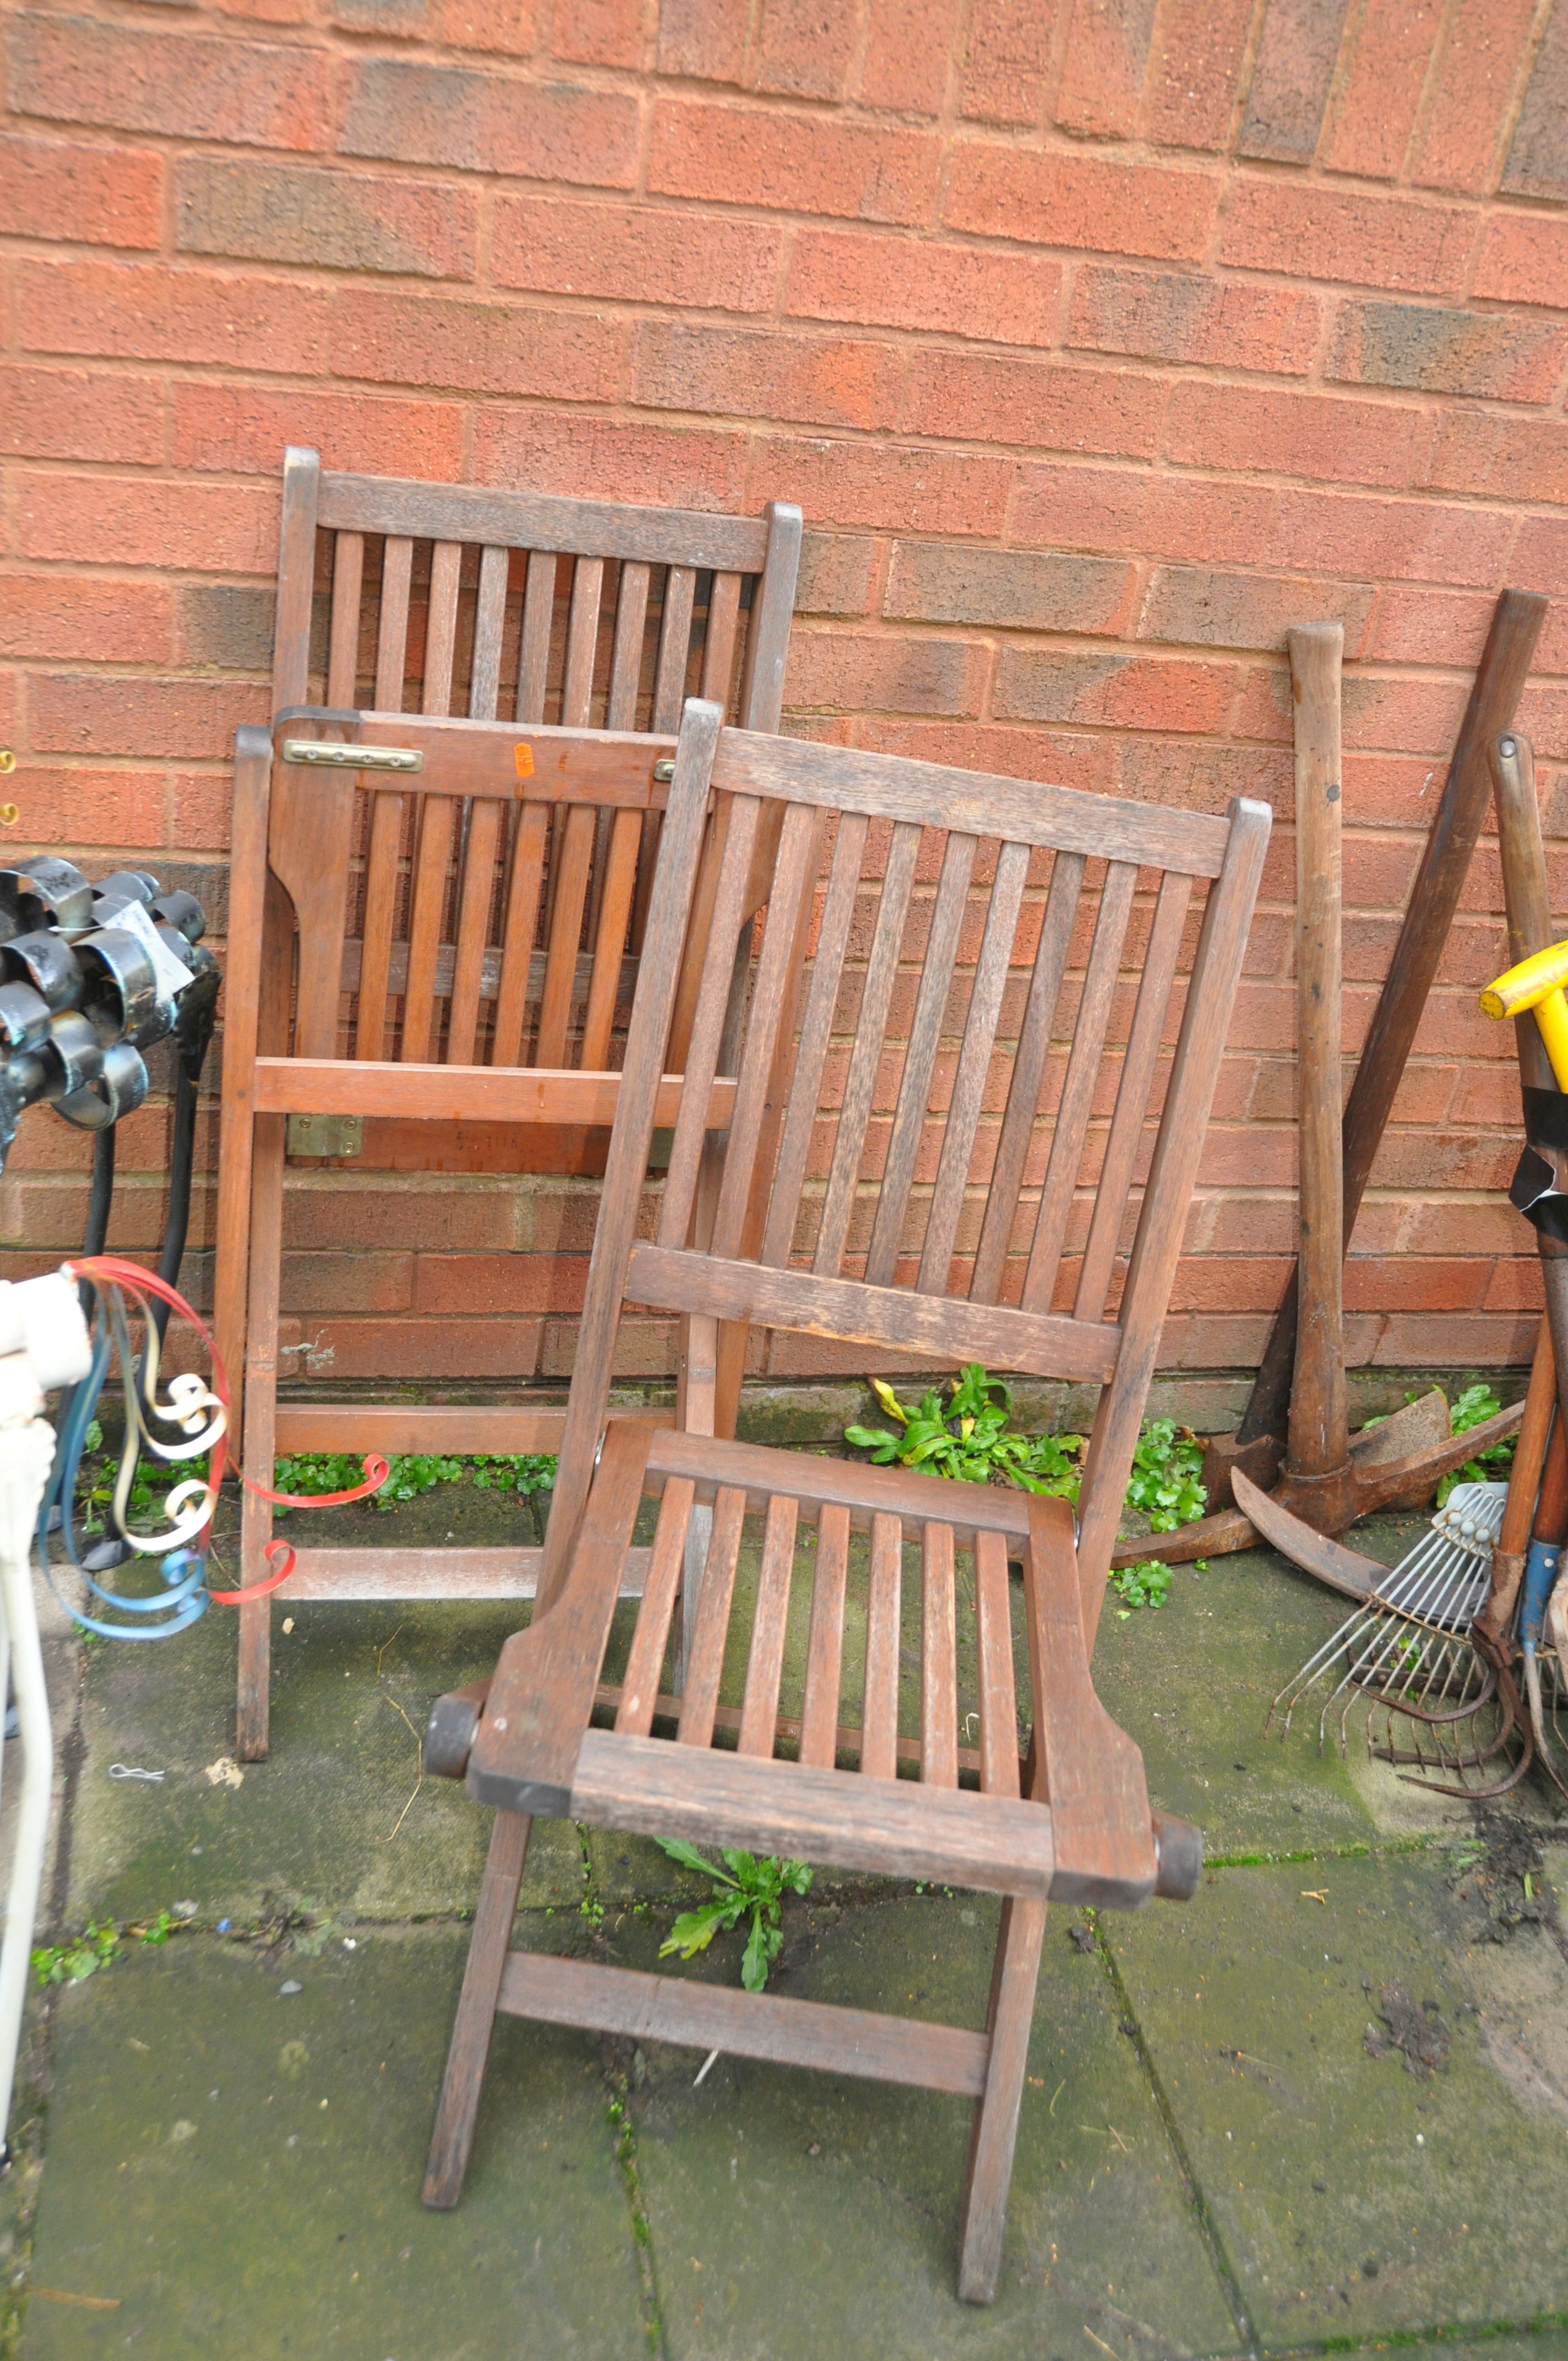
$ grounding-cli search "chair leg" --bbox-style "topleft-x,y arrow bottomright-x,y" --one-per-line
956,1895 -> 1047,2305
423,1809 -> 532,2210
236,1113 -> 284,1763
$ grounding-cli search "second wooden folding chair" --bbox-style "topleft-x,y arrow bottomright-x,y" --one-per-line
213,454 -> 801,1757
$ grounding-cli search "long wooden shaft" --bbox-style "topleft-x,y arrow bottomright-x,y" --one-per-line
1237,589 -> 1547,1447
1491,732 -> 1557,1093
1286,624 -> 1347,1479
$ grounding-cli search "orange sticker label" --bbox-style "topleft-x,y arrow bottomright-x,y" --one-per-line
514,743 -> 535,780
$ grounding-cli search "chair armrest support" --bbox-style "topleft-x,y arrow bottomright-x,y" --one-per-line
1024,1495 -> 1162,1906
423,1680 -> 489,1780
466,1422 -> 652,1818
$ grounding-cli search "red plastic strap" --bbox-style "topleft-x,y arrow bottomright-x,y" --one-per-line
207,1539 -> 297,1607
67,1257 -> 388,1595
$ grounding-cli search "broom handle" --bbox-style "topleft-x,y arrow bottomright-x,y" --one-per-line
1535,1412 -> 1568,1546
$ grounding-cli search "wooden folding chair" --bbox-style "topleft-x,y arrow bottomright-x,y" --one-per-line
421,699 -> 1271,2300
212,452 -> 801,1759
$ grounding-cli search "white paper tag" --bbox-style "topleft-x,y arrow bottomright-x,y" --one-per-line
110,898 -> 195,998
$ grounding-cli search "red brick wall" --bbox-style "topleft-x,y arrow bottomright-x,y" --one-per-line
4,0 -> 1568,1394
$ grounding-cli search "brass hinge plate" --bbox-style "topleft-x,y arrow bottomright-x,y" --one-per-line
287,1114 -> 363,1158
282,740 -> 423,773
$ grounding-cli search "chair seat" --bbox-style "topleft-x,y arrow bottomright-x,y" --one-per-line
453,1423 -> 1186,1911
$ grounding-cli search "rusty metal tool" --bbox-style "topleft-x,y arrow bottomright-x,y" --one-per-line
1202,587 -> 1548,1511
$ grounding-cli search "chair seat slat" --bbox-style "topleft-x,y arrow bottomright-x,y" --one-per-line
677,1484 -> 746,1748
616,1477 -> 694,1736
800,1503 -> 850,1768
737,1493 -> 798,1759
921,1521 -> 958,1789
974,1532 -> 1021,1799
861,1511 -> 903,1782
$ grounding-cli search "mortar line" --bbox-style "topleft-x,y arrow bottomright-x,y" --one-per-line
1090,1916 -> 1262,2359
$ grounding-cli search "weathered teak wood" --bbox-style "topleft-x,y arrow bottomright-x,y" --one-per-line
424,697 -> 1267,2299
212,453 -> 802,1760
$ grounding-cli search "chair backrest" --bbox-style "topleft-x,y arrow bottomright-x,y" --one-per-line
265,449 -> 801,1081
547,701 -> 1271,1631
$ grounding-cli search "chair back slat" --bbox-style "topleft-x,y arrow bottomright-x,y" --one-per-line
761,811 -> 869,1270
1073,869 -> 1191,1322
973,1531 -> 1021,1797
918,837 -> 1031,1294
517,551 -> 555,721
656,796 -> 764,1247
614,1476 -> 693,1738
326,532 -> 364,706
970,848 -> 1084,1304
470,545 -> 510,721
864,829 -> 978,1287
702,572 -> 743,706
1019,860 -> 1137,1313
812,819 -> 923,1276
541,705 -> 1270,1606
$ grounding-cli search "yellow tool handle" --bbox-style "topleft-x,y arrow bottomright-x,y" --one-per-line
1483,938 -> 1568,1090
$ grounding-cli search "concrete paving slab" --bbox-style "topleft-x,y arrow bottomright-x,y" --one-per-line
1106,1847 -> 1568,2346
614,1892 -> 1242,2358
67,1601 -> 584,1928
14,1924 -> 647,2361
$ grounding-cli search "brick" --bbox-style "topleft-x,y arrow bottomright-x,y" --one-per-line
1166,381 -> 1435,492
1363,586 -> 1498,666
1341,672 -> 1472,757
6,12 -> 339,150
180,585 -> 277,671
1217,180 -> 1474,295
633,321 -> 905,432
429,0 -> 536,50
329,288 -> 627,399
1411,0 -> 1537,193
17,259 -> 330,377
0,132 -> 162,250
1371,1313 -> 1534,1367
171,773 -> 235,852
1424,410 -> 1568,507
1506,2 -> 1568,198
1056,0 -> 1158,139
281,1179 -> 516,1253
1139,564 -> 1375,655
17,474 -> 279,573
788,629 -> 987,716
1328,298 -> 1568,401
858,717 -> 1119,791
1513,515 -> 1568,597
960,0 -> 1059,124
280,1252 -> 413,1314
1343,1256 -> 1491,1314
1012,462 -> 1274,565
1067,266 -> 1320,373
0,365 -> 162,464
786,227 -> 1060,347
1482,1258 -> 1543,1312
656,0 -> 743,78
5,765 -> 166,847
542,1315 -> 676,1378
749,435 -> 1008,535
1142,0 -> 1252,149
907,350 -> 1163,457
472,410 -> 748,510
1473,209 -> 1568,308
1237,0 -> 1350,160
492,194 -> 782,312
945,143 -> 1219,262
884,541 -> 1130,631
340,59 -> 639,188
0,576 -> 172,665
750,0 -> 857,98
553,0 -> 642,68
412,1252 -> 586,1313
649,97 -> 939,226
993,648 -> 1235,732
1320,0 -> 1440,179
175,158 -> 477,281
796,532 -> 877,617
25,672 -> 264,759
858,0 -> 962,112
172,383 -> 465,481
1267,487 -> 1515,587
302,1317 -> 542,1379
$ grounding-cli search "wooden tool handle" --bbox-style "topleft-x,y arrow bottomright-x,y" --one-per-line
1536,1413 -> 1568,1547
1238,589 -> 1548,1447
1499,1320 -> 1558,1560
1286,623 -> 1347,1481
